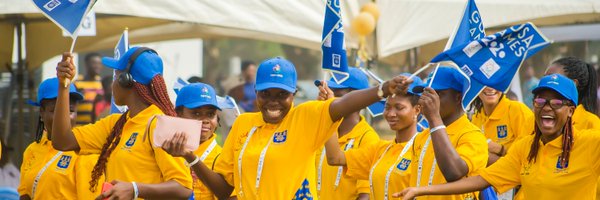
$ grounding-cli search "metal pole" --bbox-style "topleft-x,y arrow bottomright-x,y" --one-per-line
16,22 -> 25,159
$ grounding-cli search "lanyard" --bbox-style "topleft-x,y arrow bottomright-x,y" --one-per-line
199,139 -> 218,162
237,125 -> 280,196
369,134 -> 417,200
316,138 -> 355,194
32,151 -> 63,199
416,136 -> 436,188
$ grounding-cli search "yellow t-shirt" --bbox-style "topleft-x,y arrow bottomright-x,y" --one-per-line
315,116 -> 380,200
480,129 -> 600,200
72,105 -> 193,190
192,134 -> 223,200
410,115 -> 488,200
471,97 -> 534,150
75,154 -> 102,199
214,99 -> 342,200
345,136 -> 414,200
18,137 -> 78,199
573,105 -> 600,130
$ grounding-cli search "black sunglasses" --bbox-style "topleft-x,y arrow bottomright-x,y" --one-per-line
533,98 -> 572,109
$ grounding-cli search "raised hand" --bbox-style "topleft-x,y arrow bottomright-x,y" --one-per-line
317,80 -> 334,101
56,52 -> 76,86
417,87 -> 442,125
162,132 -> 193,158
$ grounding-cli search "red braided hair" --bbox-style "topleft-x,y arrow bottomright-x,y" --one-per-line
89,75 -> 175,191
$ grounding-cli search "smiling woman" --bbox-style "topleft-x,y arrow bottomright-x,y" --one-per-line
394,74 -> 600,200
166,56 -> 412,200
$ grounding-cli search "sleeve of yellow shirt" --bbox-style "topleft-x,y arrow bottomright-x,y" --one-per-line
511,102 -> 535,143
479,137 -> 525,193
72,114 -> 121,154
354,130 -> 379,194
295,99 -> 342,151
148,119 -> 193,189
455,131 -> 488,175
18,143 -> 35,196
345,141 -> 380,180
214,114 -> 246,187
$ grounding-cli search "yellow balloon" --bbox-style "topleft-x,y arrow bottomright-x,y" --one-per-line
361,2 -> 380,21
352,12 -> 376,36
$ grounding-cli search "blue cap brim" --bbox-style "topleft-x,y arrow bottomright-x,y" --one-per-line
27,99 -> 41,107
326,80 -> 350,89
532,86 -> 577,105
102,57 -> 123,71
255,82 -> 296,93
183,102 -> 222,111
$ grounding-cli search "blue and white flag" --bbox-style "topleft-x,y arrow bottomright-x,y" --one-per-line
110,29 -> 129,114
367,100 -> 385,117
431,22 -> 551,109
445,0 -> 485,50
322,0 -> 349,84
32,0 -> 96,38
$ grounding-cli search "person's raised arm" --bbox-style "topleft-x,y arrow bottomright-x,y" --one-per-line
95,180 -> 192,200
392,175 -> 490,200
328,76 -> 412,122
418,87 -> 468,182
53,52 -> 80,151
162,133 -> 234,199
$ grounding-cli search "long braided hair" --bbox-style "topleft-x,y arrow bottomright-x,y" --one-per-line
553,57 -> 598,114
527,114 -> 574,169
89,75 -> 176,191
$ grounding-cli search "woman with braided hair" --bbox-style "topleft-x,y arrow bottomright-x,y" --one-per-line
545,56 -> 600,130
53,47 -> 193,199
395,74 -> 600,200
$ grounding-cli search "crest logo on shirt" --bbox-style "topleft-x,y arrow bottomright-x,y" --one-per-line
57,155 -> 72,169
123,132 -> 138,150
273,130 -> 287,143
397,158 -> 411,171
496,125 -> 508,139
293,179 -> 313,200
555,156 -> 569,173
520,163 -> 532,176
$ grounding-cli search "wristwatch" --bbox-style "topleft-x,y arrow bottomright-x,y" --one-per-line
377,83 -> 386,99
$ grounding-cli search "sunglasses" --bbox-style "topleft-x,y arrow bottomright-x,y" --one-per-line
533,98 -> 572,109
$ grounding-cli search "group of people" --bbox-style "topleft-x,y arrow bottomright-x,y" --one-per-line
11,45 -> 600,200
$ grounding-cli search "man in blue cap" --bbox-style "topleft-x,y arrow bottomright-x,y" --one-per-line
315,67 -> 380,200
409,66 -> 488,200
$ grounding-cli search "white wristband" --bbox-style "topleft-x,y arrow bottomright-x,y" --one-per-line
132,182 -> 139,199
487,139 -> 492,144
430,125 -> 446,133
185,155 -> 200,168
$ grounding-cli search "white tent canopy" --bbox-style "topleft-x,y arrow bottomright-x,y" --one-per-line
0,0 -> 364,69
377,0 -> 600,58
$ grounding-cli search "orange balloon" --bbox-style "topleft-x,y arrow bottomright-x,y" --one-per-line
361,2 -> 380,21
351,12 -> 376,36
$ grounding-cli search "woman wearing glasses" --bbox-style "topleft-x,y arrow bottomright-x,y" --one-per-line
394,74 -> 600,200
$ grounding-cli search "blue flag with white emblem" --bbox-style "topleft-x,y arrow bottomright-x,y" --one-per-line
431,22 -> 551,110
322,0 -> 349,84
32,0 -> 96,38
110,29 -> 129,114
445,0 -> 485,50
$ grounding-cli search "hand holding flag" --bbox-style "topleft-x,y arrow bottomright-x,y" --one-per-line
430,22 -> 551,109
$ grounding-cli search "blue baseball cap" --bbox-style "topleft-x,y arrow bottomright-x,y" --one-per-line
532,74 -> 578,105
101,46 -> 163,85
413,66 -> 469,94
28,77 -> 83,107
399,73 -> 424,96
175,83 -> 221,110
326,67 -> 369,90
255,57 -> 297,93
